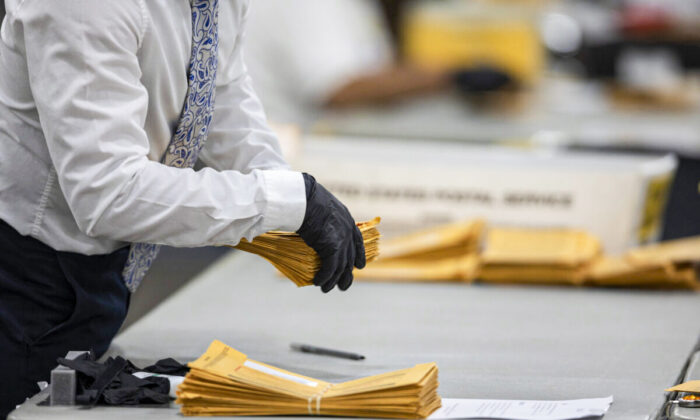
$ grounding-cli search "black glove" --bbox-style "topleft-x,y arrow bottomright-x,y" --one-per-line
56,353 -> 177,406
297,174 -> 366,293
451,66 -> 513,94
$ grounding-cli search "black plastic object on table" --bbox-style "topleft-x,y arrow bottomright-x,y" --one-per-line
56,352 -> 188,406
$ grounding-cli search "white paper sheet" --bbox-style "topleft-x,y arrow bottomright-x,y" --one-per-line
429,396 -> 613,420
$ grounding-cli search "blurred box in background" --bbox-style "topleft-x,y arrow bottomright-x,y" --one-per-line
292,136 -> 676,254
403,0 -> 544,85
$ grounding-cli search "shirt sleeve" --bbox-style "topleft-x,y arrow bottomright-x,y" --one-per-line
199,0 -> 292,173
18,0 -> 306,248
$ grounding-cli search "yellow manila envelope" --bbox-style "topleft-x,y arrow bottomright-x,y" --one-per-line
626,236 -> 700,267
482,227 -> 601,267
587,256 -> 698,289
379,220 -> 485,261
666,381 -> 700,393
480,264 -> 588,285
355,255 -> 480,283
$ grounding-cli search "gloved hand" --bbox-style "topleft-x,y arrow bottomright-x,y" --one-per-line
451,66 -> 513,94
297,173 -> 366,293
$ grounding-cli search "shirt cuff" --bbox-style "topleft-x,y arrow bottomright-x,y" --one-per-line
260,170 -> 306,232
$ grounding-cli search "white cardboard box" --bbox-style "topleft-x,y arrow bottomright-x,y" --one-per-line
292,135 -> 677,254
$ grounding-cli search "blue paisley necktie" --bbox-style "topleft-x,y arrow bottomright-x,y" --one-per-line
122,0 -> 220,292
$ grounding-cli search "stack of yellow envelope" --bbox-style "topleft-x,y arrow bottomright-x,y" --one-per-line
355,220 -> 484,282
177,340 -> 441,418
625,235 -> 700,271
604,235 -> 700,289
378,220 -> 484,261
232,218 -> 381,287
586,256 -> 697,289
480,227 -> 602,285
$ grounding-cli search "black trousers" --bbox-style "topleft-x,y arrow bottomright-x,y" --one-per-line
0,219 -> 130,418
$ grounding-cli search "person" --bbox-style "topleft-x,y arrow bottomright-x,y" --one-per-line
0,0 -> 364,416
243,0 -> 513,129
243,0 -> 451,128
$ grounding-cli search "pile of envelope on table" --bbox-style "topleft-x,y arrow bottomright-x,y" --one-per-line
356,220 -> 699,289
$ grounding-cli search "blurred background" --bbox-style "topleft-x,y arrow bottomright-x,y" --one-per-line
243,0 -> 699,239
5,0 -> 692,326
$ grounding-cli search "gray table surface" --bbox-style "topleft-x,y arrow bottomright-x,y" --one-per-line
311,80 -> 700,158
10,252 -> 700,420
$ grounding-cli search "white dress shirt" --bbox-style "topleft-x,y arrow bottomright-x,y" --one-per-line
0,0 -> 306,255
244,0 -> 393,127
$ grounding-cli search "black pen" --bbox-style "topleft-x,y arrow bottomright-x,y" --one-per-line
290,343 -> 365,361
